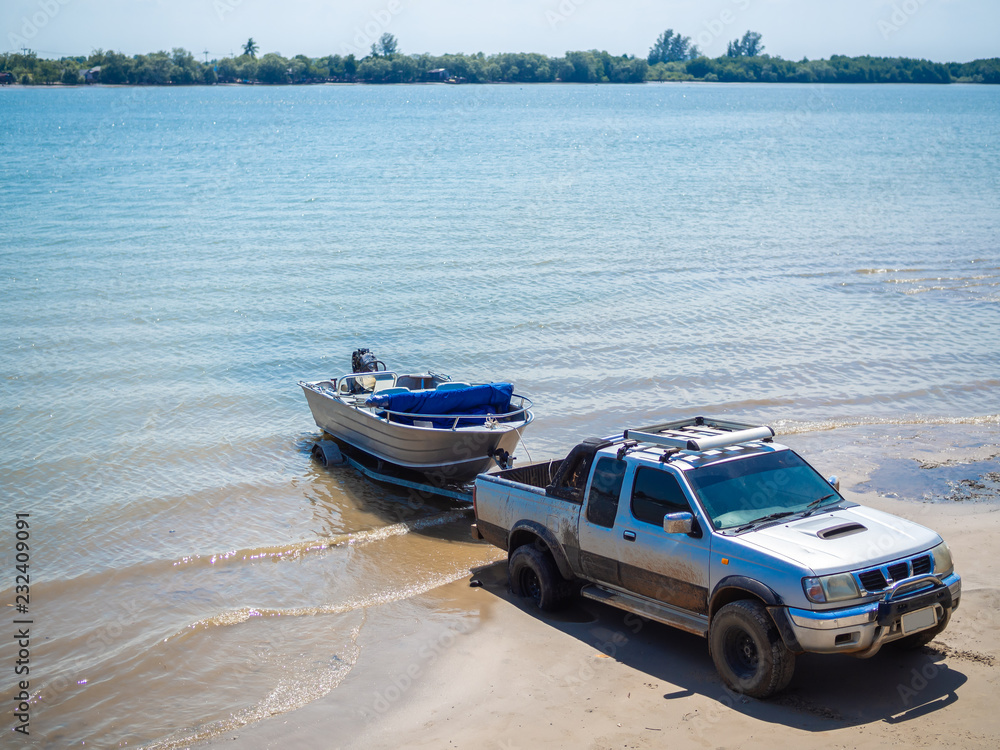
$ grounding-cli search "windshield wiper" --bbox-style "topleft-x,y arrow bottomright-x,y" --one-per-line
733,511 -> 795,534
800,493 -> 838,517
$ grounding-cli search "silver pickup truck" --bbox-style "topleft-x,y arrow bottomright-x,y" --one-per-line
472,417 -> 961,698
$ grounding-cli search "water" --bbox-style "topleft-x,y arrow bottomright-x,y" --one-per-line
1,82 -> 998,747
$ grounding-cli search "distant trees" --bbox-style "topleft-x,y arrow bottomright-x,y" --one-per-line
371,33 -> 398,57
242,38 -> 258,59
680,53 -> 953,84
560,51 -> 648,83
948,58 -> 1000,83
95,50 -> 130,84
727,31 -> 765,57
648,29 -> 700,64
216,56 -> 238,82
1,41 -> 994,87
170,48 -> 199,84
132,52 -> 172,85
357,53 -> 417,83
493,52 -> 555,82
237,56 -> 258,82
256,53 -> 289,84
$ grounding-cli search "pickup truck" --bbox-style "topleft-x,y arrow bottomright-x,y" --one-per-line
471,417 -> 961,698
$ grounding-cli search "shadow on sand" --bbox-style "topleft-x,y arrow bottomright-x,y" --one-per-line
471,559 -> 967,732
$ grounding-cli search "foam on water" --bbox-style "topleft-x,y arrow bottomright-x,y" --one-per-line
171,507 -> 472,570
174,558 -> 493,636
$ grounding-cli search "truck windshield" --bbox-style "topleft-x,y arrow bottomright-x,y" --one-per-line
685,450 -> 842,531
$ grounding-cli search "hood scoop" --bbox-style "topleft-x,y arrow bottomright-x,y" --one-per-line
816,522 -> 867,540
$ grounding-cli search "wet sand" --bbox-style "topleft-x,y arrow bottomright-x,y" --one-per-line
209,423 -> 1000,749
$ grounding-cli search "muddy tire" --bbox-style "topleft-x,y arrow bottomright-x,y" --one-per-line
709,600 -> 796,699
508,545 -> 569,612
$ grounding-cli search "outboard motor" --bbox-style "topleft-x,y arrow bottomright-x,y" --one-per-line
349,348 -> 386,393
351,348 -> 384,374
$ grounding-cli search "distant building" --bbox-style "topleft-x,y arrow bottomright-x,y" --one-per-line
84,66 -> 101,83
427,68 -> 448,81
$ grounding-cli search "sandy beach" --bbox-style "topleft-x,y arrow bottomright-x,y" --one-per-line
204,422 -> 1000,750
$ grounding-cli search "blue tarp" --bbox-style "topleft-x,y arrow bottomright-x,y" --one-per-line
366,383 -> 514,427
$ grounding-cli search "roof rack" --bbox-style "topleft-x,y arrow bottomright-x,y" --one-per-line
620,416 -> 775,453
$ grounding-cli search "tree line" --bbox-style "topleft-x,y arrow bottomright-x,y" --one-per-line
648,54 -> 998,84
1,30 -> 997,86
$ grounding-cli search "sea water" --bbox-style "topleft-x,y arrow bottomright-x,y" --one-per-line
1,82 -> 998,747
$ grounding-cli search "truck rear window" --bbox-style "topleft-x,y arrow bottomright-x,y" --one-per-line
585,457 -> 627,528
630,467 -> 691,526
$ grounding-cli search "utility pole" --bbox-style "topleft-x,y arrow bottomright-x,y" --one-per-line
203,49 -> 210,64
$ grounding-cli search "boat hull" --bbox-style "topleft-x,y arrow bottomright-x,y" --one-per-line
299,381 -> 532,482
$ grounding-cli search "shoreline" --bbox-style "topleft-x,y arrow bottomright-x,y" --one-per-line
202,421 -> 1000,750
0,80 -> 994,89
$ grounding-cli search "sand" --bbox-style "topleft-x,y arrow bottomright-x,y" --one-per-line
211,423 -> 1000,749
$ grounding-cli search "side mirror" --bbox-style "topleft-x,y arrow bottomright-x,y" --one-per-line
663,512 -> 694,535
828,475 -> 840,492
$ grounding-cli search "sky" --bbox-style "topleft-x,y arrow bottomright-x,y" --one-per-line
2,0 -> 996,63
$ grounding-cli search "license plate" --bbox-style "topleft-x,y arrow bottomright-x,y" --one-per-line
901,607 -> 937,635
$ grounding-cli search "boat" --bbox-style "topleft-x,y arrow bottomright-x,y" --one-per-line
298,350 -> 534,483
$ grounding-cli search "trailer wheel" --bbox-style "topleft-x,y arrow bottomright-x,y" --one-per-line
709,600 -> 795,698
311,441 -> 344,467
508,545 -> 568,612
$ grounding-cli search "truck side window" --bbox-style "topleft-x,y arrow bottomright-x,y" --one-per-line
631,467 -> 690,526
585,457 -> 627,528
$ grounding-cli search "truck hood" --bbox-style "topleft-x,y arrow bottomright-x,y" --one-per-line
738,505 -> 941,576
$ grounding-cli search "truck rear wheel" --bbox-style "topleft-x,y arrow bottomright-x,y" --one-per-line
709,600 -> 795,698
508,545 -> 568,612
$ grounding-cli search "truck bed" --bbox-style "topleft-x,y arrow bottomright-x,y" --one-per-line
487,459 -> 563,489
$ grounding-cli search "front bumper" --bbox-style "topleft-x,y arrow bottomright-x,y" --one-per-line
771,572 -> 961,656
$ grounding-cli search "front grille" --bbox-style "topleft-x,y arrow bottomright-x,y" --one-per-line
858,569 -> 887,591
854,552 -> 936,593
887,562 -> 910,581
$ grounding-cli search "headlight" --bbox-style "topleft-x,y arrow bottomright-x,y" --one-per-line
802,572 -> 861,603
930,541 -> 953,576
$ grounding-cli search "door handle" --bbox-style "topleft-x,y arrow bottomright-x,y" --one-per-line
623,530 -> 636,542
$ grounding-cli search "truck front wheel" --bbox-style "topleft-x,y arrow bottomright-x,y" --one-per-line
709,600 -> 795,698
508,545 -> 568,612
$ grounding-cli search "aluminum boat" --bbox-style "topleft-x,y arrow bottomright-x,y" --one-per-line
298,359 -> 533,483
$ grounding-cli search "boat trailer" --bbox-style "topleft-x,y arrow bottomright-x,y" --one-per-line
311,439 -> 481,502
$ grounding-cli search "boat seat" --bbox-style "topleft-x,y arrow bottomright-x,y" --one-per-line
435,381 -> 471,391
376,386 -> 409,396
371,375 -> 399,394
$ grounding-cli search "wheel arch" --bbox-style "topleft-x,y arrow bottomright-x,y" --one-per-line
709,576 -> 782,619
710,576 -> 802,654
508,521 -> 575,581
